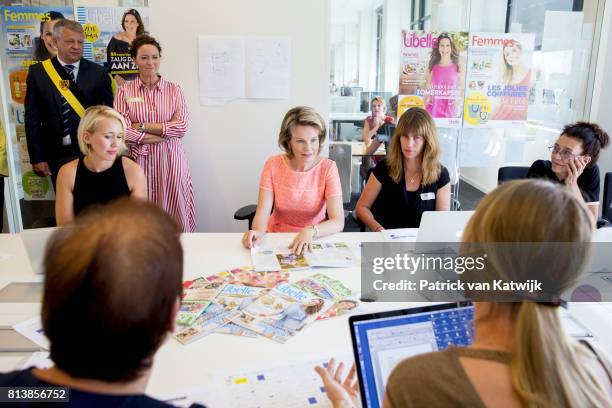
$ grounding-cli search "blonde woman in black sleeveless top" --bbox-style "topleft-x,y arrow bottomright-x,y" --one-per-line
317,180 -> 612,407
55,106 -> 146,225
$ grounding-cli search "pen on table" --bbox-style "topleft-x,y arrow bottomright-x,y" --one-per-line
163,396 -> 187,403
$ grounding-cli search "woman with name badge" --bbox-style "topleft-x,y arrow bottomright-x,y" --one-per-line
55,106 -> 146,225
114,34 -> 196,232
355,107 -> 450,230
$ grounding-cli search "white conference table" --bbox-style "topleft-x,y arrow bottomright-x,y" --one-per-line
1,231 -> 612,405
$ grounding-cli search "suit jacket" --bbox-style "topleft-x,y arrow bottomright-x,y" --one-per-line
24,57 -> 113,166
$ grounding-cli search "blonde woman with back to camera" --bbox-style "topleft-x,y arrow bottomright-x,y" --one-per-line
241,106 -> 344,255
55,106 -> 146,225
318,179 -> 612,408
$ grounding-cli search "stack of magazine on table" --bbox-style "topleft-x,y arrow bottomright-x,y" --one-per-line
174,266 -> 360,345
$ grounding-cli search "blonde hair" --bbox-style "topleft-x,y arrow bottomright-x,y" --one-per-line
500,39 -> 523,85
77,106 -> 127,157
386,107 -> 441,185
278,106 -> 326,158
463,179 -> 610,407
371,96 -> 387,111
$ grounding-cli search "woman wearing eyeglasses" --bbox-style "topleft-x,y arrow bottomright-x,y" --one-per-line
527,122 -> 609,220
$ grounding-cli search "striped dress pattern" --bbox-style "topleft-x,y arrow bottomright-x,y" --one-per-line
114,76 -> 196,232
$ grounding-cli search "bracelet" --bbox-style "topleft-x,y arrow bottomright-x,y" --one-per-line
311,225 -> 319,238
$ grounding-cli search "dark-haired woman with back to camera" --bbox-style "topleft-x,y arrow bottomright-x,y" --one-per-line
0,200 -> 206,407
527,121 -> 610,220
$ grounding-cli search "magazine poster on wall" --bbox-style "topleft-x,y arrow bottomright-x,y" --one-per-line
463,32 -> 535,128
74,6 -> 149,84
1,6 -> 74,200
398,30 -> 468,128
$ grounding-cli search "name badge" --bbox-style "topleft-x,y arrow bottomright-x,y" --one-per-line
127,97 -> 144,103
420,192 -> 435,200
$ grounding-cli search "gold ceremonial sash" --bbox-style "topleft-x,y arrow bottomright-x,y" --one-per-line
41,59 -> 85,118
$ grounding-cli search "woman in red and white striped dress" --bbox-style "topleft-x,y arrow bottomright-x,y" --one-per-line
114,35 -> 196,232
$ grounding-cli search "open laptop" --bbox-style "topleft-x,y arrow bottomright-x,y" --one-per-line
416,211 -> 475,243
20,227 -> 58,275
349,302 -> 474,408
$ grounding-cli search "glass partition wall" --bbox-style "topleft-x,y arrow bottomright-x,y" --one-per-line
330,0 -> 604,212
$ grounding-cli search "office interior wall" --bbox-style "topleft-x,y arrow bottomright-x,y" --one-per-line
149,0 -> 329,231
382,0 -> 402,92
358,7 -> 375,89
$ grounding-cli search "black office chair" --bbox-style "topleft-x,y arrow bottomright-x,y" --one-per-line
602,172 -> 612,223
497,166 -> 530,184
234,205 -> 257,230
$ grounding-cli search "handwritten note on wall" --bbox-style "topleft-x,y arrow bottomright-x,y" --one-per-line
198,36 -> 291,106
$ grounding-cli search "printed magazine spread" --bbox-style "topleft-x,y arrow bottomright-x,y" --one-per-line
175,284 -> 263,344
252,243 -> 358,271
230,283 -> 330,343
1,6 -> 74,200
174,266 -> 358,344
463,32 -> 535,128
398,30 -> 468,128
74,6 -> 149,80
294,273 -> 360,320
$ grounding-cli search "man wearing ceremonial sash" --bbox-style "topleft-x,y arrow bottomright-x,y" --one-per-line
25,19 -> 113,187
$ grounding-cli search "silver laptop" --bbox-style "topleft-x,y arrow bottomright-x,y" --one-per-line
20,227 -> 58,275
416,211 -> 475,243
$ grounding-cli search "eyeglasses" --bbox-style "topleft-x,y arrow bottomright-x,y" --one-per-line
548,145 -> 581,161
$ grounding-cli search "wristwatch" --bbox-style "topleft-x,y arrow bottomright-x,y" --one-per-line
138,122 -> 146,132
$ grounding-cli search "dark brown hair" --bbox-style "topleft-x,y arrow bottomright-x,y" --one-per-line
562,121 -> 610,167
41,199 -> 183,382
427,33 -> 459,72
130,34 -> 162,59
32,11 -> 65,61
121,9 -> 145,36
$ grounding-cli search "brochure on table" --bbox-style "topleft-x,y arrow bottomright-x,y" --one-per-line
250,242 -> 359,272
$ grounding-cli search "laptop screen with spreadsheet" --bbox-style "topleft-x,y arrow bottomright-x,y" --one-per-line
349,302 -> 473,408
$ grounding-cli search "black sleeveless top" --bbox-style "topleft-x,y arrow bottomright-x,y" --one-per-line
73,156 -> 131,215
371,160 -> 450,228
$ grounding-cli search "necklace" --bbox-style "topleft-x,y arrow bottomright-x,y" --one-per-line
407,172 -> 420,183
